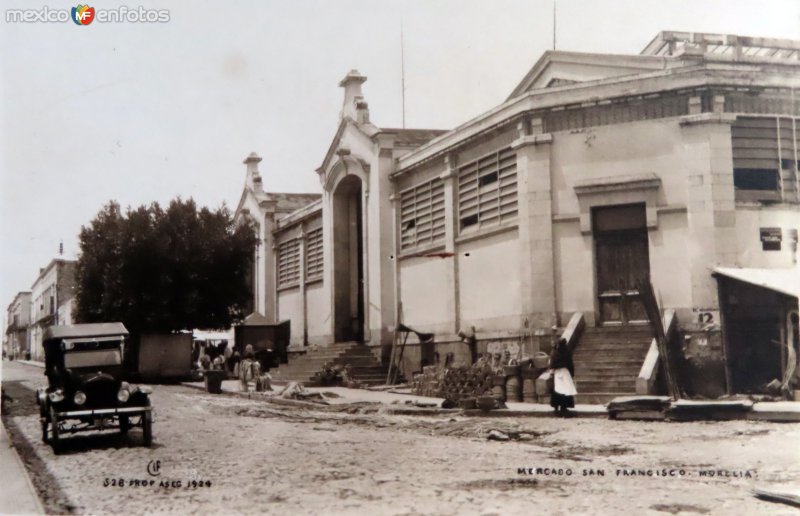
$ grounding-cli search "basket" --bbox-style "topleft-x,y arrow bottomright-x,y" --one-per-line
532,352 -> 550,369
503,365 -> 520,377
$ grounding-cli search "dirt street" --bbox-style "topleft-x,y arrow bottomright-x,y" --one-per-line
2,360 -> 799,515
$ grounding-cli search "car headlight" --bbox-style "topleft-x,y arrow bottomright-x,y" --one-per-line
73,391 -> 87,405
138,386 -> 153,395
48,390 -> 64,403
117,388 -> 130,403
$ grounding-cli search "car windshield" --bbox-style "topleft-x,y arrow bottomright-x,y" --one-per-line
64,349 -> 122,368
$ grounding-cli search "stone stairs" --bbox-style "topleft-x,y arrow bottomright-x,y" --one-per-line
572,325 -> 653,404
269,342 -> 388,386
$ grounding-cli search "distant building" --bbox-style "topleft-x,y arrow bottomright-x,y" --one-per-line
5,291 -> 31,358
29,258 -> 76,360
236,32 -> 800,398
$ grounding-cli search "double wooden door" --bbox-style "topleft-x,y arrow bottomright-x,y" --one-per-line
594,204 -> 650,325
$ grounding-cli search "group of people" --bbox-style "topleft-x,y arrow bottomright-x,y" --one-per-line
198,343 -> 271,393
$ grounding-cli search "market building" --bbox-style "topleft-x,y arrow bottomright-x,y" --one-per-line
235,31 -> 800,400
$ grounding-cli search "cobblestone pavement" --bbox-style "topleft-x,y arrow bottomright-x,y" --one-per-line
2,360 -> 800,515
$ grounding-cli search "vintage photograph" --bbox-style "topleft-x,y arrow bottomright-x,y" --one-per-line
2,1 -> 799,514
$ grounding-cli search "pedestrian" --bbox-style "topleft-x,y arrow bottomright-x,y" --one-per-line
200,353 -> 211,371
231,350 -> 241,377
223,342 -> 233,374
238,345 -> 259,392
549,338 -> 577,417
212,354 -> 225,371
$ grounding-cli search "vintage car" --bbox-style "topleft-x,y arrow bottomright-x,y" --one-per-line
36,323 -> 153,453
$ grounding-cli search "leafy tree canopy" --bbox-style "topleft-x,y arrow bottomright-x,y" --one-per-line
75,198 -> 256,335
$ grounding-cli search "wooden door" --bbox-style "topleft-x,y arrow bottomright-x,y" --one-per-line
594,204 -> 650,325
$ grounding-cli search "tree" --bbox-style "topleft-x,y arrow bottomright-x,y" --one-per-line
74,198 -> 257,335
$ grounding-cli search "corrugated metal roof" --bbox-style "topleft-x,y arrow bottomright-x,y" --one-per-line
713,267 -> 800,298
44,322 -> 129,340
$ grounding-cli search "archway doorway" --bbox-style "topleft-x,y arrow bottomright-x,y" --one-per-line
332,175 -> 365,342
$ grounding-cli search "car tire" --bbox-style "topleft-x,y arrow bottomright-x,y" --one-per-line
49,406 -> 61,455
142,409 -> 153,447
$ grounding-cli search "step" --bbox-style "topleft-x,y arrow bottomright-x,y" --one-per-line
573,357 -> 644,369
571,356 -> 645,364
575,359 -> 643,372
576,373 -> 640,382
577,381 -> 637,392
584,326 -> 652,333
575,345 -> 651,352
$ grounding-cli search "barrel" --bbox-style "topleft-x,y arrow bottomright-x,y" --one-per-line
506,376 -> 522,402
522,378 -> 536,402
491,384 -> 506,402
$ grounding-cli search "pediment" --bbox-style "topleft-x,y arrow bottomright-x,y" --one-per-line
507,51 -> 666,100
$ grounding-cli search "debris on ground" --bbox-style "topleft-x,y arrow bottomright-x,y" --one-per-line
403,400 -> 439,408
486,429 -> 510,441
274,381 -> 329,403
753,487 -> 800,508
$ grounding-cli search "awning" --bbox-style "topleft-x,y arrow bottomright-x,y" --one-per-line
45,322 -> 129,340
192,329 -> 231,341
713,267 -> 800,299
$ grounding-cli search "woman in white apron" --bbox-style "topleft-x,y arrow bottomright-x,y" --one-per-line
549,338 -> 577,416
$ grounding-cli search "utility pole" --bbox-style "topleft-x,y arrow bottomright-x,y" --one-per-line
401,20 -> 406,129
553,0 -> 557,51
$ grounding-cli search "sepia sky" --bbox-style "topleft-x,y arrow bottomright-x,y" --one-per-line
1,0 -> 799,317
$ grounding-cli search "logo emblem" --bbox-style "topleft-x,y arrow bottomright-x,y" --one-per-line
71,5 -> 95,25
147,460 -> 162,476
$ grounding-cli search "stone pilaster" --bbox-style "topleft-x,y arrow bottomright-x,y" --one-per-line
439,154 -> 460,334
262,200 -> 278,322
512,118 -> 556,328
298,226 -> 308,347
679,112 -> 737,315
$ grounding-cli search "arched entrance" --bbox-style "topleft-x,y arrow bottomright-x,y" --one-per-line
332,174 -> 365,342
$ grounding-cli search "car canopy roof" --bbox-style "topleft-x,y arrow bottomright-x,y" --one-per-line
44,323 -> 129,341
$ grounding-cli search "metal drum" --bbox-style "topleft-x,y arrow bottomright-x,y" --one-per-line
491,384 -> 506,402
506,375 -> 522,402
522,378 -> 536,402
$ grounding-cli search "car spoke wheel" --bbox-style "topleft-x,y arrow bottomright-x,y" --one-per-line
49,406 -> 61,454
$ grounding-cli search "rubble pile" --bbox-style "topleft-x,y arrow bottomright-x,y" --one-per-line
437,364 -> 495,404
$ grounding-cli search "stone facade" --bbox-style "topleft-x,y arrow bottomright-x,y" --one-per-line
5,291 -> 31,358
29,258 -> 76,361
236,32 -> 800,385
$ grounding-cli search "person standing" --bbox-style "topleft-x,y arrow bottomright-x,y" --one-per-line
549,338 -> 577,416
239,345 -> 258,392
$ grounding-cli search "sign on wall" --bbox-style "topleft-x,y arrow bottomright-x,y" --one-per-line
759,227 -> 782,251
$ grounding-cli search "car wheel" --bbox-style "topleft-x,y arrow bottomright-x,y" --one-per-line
40,413 -> 49,443
119,415 -> 130,435
49,406 -> 61,455
142,410 -> 153,447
